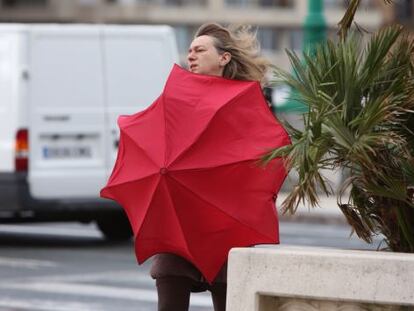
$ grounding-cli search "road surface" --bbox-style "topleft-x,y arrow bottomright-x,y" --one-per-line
0,221 -> 382,311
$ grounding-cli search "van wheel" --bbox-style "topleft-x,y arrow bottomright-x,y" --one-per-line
96,213 -> 133,241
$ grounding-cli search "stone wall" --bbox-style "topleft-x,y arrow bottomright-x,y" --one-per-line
227,246 -> 414,311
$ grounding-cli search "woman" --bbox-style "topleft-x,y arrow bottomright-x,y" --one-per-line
150,22 -> 270,311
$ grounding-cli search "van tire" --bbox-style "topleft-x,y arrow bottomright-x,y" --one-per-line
96,213 -> 133,241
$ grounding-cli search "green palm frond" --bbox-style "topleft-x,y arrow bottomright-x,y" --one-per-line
268,23 -> 414,252
337,0 -> 361,40
338,0 -> 394,41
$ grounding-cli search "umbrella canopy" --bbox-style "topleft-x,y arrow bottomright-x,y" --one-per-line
100,64 -> 291,282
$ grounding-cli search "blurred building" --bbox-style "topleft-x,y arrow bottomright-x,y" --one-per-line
384,0 -> 414,28
0,0 -> 388,69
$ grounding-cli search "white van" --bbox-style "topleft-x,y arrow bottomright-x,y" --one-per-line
0,24 -> 179,239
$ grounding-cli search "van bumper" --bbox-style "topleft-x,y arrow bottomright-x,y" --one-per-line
0,172 -> 21,212
0,172 -> 121,222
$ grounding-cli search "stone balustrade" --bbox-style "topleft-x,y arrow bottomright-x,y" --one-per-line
227,245 -> 414,311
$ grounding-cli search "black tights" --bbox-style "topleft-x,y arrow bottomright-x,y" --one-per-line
156,276 -> 227,311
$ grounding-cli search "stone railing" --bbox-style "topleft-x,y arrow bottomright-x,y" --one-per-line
226,246 -> 414,311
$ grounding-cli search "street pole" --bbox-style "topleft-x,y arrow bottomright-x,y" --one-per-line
304,0 -> 327,52
276,0 -> 327,113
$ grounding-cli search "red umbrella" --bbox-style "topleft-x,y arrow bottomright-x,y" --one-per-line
100,64 -> 290,283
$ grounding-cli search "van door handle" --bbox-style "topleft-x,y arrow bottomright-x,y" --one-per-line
114,139 -> 119,149
43,115 -> 70,122
39,133 -> 97,140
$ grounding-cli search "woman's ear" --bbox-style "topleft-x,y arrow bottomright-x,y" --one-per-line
220,52 -> 232,67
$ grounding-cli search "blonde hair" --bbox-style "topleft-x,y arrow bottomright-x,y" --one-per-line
195,23 -> 270,84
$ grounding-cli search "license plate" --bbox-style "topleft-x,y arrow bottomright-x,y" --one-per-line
42,146 -> 92,159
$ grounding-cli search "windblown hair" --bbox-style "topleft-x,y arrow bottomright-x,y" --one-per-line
195,23 -> 270,84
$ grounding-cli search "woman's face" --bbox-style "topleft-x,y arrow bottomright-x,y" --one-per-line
187,35 -> 230,77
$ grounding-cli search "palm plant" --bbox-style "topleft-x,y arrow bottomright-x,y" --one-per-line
264,1 -> 414,252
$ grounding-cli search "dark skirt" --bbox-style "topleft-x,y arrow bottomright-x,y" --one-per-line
150,253 -> 227,292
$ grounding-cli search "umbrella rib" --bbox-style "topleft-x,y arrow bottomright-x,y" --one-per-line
168,174 -> 277,242
167,84 -> 257,168
162,93 -> 168,168
161,177 -> 195,261
134,175 -> 162,236
122,131 -> 161,169
172,157 -> 266,173
102,172 -> 158,190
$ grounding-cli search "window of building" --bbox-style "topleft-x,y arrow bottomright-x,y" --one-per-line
225,0 -> 250,7
324,0 -> 375,9
258,0 -> 293,7
156,0 -> 207,6
324,0 -> 343,9
174,25 -> 198,55
174,25 -> 190,55
2,0 -> 47,7
257,27 -> 280,51
108,0 -> 137,4
289,29 -> 303,51
225,0 -> 292,8
396,0 -> 413,22
79,0 -> 101,5
106,0 -> 206,5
